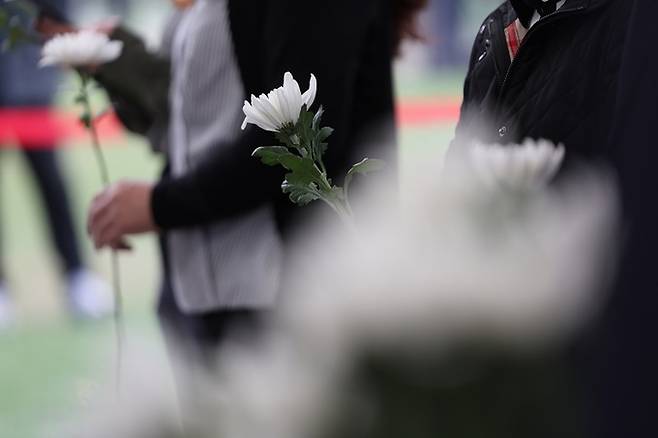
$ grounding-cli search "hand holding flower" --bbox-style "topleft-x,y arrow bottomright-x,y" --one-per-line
88,182 -> 157,250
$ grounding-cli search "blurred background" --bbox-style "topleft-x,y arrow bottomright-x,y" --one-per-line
0,1 -> 500,436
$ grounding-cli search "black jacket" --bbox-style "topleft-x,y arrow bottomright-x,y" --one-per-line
454,0 -> 629,164
150,0 -> 396,240
453,1 -> 658,435
588,0 -> 658,436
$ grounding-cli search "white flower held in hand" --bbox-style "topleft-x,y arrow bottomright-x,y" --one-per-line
242,72 -> 317,132
38,28 -> 125,392
469,139 -> 565,192
39,30 -> 123,68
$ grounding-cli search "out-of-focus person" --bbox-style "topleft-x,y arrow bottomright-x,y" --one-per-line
453,0 -> 629,163
105,0 -> 130,16
0,0 -> 111,328
428,0 -> 465,67
76,0 -> 424,379
587,0 -> 658,436
451,0 -> 644,435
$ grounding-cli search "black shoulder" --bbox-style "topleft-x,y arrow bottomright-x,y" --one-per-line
467,2 -> 514,69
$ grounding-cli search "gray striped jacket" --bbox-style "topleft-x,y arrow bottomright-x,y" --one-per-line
165,0 -> 282,313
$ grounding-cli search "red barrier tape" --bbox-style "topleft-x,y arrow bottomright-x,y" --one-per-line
396,98 -> 461,126
0,99 -> 460,149
0,109 -> 123,148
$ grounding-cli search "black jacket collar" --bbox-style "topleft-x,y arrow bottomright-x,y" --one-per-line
510,0 -> 562,27
509,0 -> 605,27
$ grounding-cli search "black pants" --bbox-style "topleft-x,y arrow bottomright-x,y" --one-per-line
0,148 -> 83,280
157,278 -> 268,359
157,278 -> 269,429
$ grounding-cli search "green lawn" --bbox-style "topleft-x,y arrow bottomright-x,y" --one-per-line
0,71 -> 462,437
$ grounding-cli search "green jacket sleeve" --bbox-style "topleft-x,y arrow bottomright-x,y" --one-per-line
94,26 -> 171,150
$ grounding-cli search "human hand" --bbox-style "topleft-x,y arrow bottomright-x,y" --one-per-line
88,181 -> 157,250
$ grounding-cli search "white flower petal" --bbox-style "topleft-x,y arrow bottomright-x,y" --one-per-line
302,74 -> 317,109
277,72 -> 301,125
467,140 -> 565,192
240,72 -> 319,132
258,92 -> 287,129
251,97 -> 279,131
40,30 -> 124,68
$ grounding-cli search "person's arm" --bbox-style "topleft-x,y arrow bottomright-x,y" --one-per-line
94,26 -> 171,139
451,13 -> 496,150
151,0 -> 376,229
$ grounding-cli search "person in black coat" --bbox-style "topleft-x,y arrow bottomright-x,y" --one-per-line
84,0 -> 433,279
87,0 -> 400,248
586,0 -> 658,435
453,0 -> 657,435
82,0 -> 427,353
453,0 -> 629,165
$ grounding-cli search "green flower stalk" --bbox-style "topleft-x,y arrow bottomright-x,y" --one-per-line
78,71 -> 125,393
40,30 -> 125,391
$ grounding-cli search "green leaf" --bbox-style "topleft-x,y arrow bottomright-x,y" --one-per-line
295,108 -> 315,153
344,158 -> 386,196
275,130 -> 290,146
282,175 -> 321,206
252,146 -> 331,207
253,146 -> 306,171
347,158 -> 386,177
312,106 -> 324,131
317,126 -> 333,142
252,146 -> 296,166
0,9 -> 9,29
298,106 -> 314,128
252,146 -> 326,187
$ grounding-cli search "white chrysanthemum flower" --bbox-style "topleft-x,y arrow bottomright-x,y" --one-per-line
469,139 -> 565,192
39,30 -> 123,68
242,72 -> 317,132
214,165 -> 619,438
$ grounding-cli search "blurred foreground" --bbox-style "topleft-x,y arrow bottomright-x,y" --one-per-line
0,68 -> 458,436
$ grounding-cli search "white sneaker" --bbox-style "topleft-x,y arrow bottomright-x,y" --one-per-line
67,269 -> 113,320
0,285 -> 15,330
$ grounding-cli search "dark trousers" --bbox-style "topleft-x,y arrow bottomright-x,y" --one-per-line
0,148 -> 83,281
157,278 -> 268,361
157,278 -> 269,429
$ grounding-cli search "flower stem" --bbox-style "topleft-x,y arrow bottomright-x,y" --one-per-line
79,72 -> 124,394
321,196 -> 358,236
79,74 -> 111,185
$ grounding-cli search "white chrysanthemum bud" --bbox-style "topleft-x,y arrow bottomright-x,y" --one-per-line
469,139 -> 566,192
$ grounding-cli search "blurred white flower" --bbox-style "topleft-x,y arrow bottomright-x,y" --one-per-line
242,72 -> 317,132
39,30 -> 123,68
318,171 -> 617,350
469,139 -> 565,192
217,334 -> 340,438
53,145 -> 619,438
221,155 -> 619,438
57,345 -> 184,438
